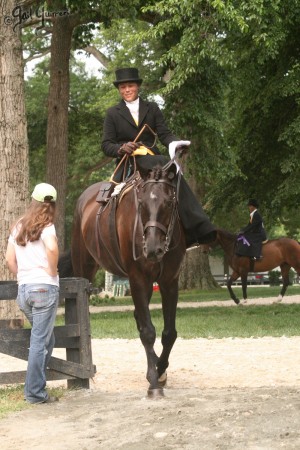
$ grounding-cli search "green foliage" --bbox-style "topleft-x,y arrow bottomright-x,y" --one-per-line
92,269 -> 106,290
142,0 -> 247,92
89,295 -> 117,306
25,59 -> 49,186
208,1 -> 300,230
268,269 -> 296,285
268,270 -> 281,286
139,0 -> 300,235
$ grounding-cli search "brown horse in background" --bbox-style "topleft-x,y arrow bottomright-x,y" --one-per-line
213,229 -> 300,304
63,163 -> 186,396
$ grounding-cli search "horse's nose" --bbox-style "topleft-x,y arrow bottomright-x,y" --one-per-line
143,227 -> 166,261
145,246 -> 164,262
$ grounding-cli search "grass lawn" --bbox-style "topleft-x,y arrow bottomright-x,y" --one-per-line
54,285 -> 300,340
86,303 -> 300,339
0,386 -> 65,419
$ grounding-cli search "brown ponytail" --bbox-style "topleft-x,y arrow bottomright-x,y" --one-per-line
16,200 -> 56,246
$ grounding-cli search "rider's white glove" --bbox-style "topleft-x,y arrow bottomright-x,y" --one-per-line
168,140 -> 191,172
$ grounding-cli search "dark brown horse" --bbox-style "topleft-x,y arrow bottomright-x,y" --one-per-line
213,228 -> 300,304
65,163 -> 186,396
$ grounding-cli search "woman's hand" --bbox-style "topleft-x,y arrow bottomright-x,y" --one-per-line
118,141 -> 141,155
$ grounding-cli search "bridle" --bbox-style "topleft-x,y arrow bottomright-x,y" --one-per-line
132,175 -> 180,261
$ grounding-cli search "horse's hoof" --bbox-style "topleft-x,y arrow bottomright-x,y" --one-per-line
276,295 -> 283,303
233,298 -> 240,305
147,388 -> 165,399
158,372 -> 167,387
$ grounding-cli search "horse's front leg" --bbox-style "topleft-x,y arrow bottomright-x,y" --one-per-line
130,280 -> 162,396
227,272 -> 240,305
155,279 -> 179,387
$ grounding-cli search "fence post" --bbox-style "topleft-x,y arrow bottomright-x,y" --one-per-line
61,278 -> 94,389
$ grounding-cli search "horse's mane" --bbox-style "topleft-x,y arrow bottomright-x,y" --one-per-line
150,166 -> 163,181
146,164 -> 176,183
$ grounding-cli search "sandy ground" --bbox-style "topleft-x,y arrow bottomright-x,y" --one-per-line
1,295 -> 300,449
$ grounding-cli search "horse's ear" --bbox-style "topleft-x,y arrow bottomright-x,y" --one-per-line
167,163 -> 177,181
146,169 -> 153,179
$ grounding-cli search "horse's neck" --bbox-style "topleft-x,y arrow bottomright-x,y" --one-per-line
220,233 -> 236,257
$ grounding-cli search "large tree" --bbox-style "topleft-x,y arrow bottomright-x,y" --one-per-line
0,0 -> 29,326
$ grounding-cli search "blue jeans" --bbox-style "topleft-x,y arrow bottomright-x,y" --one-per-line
17,284 -> 59,404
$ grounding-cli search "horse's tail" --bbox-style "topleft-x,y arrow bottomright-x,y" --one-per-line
58,249 -> 74,278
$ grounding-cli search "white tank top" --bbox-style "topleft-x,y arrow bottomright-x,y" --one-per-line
8,223 -> 59,286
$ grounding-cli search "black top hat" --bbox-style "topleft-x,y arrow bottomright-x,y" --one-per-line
248,198 -> 259,208
113,68 -> 143,87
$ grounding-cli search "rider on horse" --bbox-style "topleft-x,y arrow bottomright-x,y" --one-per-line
101,67 -> 216,248
236,199 -> 267,260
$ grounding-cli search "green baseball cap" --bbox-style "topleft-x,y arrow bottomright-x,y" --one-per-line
31,183 -> 57,203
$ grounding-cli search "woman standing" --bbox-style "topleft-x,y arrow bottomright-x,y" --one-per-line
5,183 -> 59,404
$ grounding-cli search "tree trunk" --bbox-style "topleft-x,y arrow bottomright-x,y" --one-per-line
46,14 -> 74,251
179,247 -> 219,290
0,0 -> 29,327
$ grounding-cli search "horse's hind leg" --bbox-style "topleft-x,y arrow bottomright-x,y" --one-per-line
241,274 -> 248,303
277,263 -> 291,302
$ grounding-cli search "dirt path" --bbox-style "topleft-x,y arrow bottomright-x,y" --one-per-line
1,295 -> 300,449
